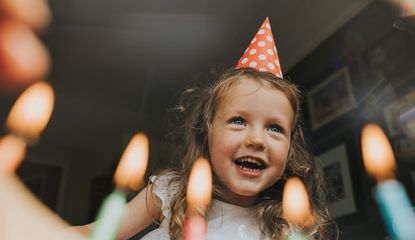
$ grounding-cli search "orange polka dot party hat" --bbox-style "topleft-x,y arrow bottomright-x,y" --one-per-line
236,17 -> 283,78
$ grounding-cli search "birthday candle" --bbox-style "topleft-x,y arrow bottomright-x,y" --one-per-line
361,123 -> 415,240
89,133 -> 149,240
0,82 -> 85,239
282,177 -> 312,240
184,157 -> 212,240
0,82 -> 54,173
402,0 -> 415,17
6,81 -> 54,143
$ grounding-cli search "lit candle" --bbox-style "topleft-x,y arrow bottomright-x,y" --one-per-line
184,157 -> 212,240
0,82 -> 82,239
0,81 -> 54,173
6,81 -> 54,144
89,133 -> 149,240
282,177 -> 313,240
361,123 -> 415,240
402,0 -> 415,17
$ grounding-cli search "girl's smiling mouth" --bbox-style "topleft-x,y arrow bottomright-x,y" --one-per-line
234,156 -> 267,175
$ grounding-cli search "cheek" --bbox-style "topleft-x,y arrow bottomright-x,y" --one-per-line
271,142 -> 290,170
209,140 -> 229,164
210,130 -> 237,154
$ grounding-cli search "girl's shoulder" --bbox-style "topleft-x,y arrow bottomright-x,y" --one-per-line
149,169 -> 182,190
149,169 -> 182,218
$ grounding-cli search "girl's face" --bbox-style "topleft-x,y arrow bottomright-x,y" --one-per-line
209,77 -> 294,207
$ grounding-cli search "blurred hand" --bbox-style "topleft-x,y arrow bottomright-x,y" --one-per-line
0,0 -> 51,93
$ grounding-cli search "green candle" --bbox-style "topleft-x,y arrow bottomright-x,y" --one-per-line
89,189 -> 127,240
89,133 -> 149,240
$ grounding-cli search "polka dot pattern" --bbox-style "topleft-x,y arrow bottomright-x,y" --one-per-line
249,61 -> 257,68
236,17 -> 283,78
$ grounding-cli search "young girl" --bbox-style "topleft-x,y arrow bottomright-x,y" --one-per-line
76,18 -> 336,240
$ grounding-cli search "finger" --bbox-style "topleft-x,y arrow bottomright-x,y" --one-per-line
0,0 -> 51,30
0,19 -> 50,92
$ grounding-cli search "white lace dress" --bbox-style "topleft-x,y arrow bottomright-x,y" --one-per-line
140,172 -> 263,240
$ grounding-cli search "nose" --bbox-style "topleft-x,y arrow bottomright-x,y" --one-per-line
245,128 -> 265,150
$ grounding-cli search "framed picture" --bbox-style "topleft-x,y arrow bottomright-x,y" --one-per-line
319,143 -> 357,218
307,66 -> 356,130
365,30 -> 415,96
383,89 -> 415,137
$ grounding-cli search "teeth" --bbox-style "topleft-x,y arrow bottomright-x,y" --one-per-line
238,165 -> 261,172
238,157 -> 264,167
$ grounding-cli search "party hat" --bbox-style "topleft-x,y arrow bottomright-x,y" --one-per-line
236,17 -> 283,78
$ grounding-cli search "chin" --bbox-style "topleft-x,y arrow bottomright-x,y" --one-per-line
232,186 -> 262,197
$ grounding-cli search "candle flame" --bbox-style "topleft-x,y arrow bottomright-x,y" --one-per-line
113,133 -> 149,191
361,123 -> 396,181
0,134 -> 26,174
400,0 -> 415,16
6,82 -> 54,142
282,177 -> 313,227
388,0 -> 415,17
186,158 -> 212,215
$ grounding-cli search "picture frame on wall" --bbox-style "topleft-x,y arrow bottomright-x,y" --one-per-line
383,89 -> 415,137
365,30 -> 415,96
307,66 -> 356,130
319,143 -> 357,218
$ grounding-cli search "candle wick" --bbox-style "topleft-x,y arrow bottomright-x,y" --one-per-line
375,172 -> 396,182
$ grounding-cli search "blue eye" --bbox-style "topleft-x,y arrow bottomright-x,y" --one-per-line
268,124 -> 283,133
229,117 -> 246,126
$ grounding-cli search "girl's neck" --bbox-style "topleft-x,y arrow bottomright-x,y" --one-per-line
214,187 -> 258,208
